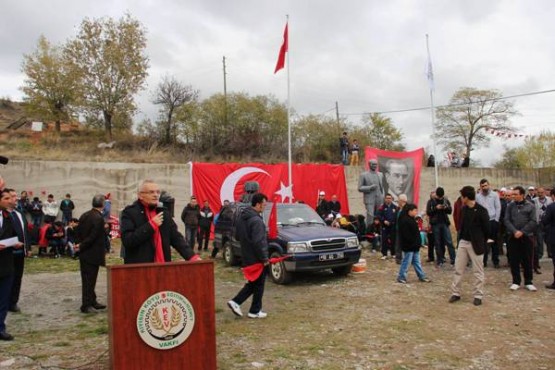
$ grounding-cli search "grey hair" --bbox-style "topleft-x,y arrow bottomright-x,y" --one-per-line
398,194 -> 408,202
92,193 -> 106,208
138,179 -> 157,193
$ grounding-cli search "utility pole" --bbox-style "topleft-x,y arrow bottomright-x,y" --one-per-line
335,101 -> 340,125
223,56 -> 228,126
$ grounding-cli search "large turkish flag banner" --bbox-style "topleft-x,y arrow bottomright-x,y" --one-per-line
191,163 -> 349,214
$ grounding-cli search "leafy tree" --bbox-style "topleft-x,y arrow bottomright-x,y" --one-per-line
435,87 -> 517,161
514,131 -> 555,168
293,114 -> 346,162
65,14 -> 149,139
21,35 -> 80,132
152,76 -> 198,145
494,146 -> 523,169
360,113 -> 405,151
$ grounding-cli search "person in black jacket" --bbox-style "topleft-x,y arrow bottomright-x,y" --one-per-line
426,187 -> 456,266
396,204 -> 430,284
227,193 -> 269,319
542,188 -> 555,289
0,188 -> 24,341
181,196 -> 200,250
121,179 -> 199,264
449,186 -> 490,306
77,194 -> 108,314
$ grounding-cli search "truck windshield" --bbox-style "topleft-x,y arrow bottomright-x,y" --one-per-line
264,203 -> 325,227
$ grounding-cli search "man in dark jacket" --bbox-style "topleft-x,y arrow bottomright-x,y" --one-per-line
227,193 -> 269,319
315,191 -> 330,221
449,186 -> 490,306
121,180 -> 199,264
426,187 -> 456,266
198,200 -> 214,251
377,194 -> 399,260
541,188 -> 555,289
0,188 -> 24,341
77,194 -> 108,314
181,196 -> 200,250
59,193 -> 75,225
504,186 -> 537,291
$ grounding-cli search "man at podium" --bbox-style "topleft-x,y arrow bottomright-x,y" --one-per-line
121,179 -> 200,264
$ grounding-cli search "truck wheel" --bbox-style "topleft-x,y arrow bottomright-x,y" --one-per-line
332,265 -> 353,276
223,241 -> 239,266
269,251 -> 293,284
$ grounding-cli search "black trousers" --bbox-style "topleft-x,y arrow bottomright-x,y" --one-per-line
10,253 -> 25,307
232,268 -> 267,314
507,235 -> 533,286
80,260 -> 100,309
198,227 -> 210,250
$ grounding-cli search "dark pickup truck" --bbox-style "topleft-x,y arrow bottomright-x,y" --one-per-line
213,202 -> 361,284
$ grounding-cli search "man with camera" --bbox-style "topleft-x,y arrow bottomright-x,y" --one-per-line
426,187 -> 456,266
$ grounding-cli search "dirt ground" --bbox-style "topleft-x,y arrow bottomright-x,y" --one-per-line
1,247 -> 555,370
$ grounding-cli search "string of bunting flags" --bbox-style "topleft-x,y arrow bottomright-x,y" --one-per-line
484,128 -> 531,139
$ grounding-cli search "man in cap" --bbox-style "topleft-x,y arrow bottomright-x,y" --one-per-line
526,186 -> 536,202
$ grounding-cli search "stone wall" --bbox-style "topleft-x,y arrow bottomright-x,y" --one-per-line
1,160 -> 551,225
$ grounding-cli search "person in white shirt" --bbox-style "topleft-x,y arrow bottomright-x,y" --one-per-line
476,179 -> 501,268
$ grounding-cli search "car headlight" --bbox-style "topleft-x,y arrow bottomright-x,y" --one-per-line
346,237 -> 359,249
287,242 -> 309,253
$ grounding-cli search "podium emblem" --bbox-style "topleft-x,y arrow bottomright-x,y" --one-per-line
137,291 -> 196,350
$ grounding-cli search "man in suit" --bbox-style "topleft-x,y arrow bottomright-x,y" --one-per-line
0,188 -> 24,340
358,159 -> 385,227
121,179 -> 199,264
77,194 -> 108,314
6,189 -> 30,313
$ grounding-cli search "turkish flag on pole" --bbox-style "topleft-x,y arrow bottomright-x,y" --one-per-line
274,22 -> 288,73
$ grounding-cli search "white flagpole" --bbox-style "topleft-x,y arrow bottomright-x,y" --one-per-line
286,14 -> 292,203
426,34 -> 439,189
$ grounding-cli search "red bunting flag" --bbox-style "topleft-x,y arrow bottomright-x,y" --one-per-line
274,22 -> 288,73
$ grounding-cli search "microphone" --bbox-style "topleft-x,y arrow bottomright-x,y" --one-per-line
0,156 -> 8,165
156,201 -> 166,213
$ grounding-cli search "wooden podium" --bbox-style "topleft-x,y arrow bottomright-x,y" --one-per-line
108,261 -> 216,370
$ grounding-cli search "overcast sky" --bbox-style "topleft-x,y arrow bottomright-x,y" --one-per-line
2,0 -> 555,166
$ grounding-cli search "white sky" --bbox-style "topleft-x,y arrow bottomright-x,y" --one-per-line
1,0 -> 555,166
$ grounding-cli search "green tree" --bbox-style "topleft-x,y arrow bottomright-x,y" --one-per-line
513,131 -> 555,168
292,114 -> 346,162
21,35 -> 80,132
361,113 -> 405,151
435,87 -> 517,161
152,76 -> 198,146
493,146 -> 522,169
65,14 -> 149,139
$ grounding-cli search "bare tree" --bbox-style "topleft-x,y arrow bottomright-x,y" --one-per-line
435,87 -> 517,161
152,76 -> 198,145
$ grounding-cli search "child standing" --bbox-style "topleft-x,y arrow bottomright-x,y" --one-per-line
397,204 -> 431,284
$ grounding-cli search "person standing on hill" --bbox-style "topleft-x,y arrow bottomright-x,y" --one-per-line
42,194 -> 59,224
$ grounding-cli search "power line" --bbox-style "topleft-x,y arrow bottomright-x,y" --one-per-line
341,88 -> 555,116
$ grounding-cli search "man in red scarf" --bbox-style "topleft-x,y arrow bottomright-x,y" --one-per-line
121,179 -> 199,264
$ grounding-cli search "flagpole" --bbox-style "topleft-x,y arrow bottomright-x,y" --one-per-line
426,34 -> 439,189
286,14 -> 292,203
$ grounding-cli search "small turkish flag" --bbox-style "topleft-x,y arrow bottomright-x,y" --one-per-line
268,200 -> 278,239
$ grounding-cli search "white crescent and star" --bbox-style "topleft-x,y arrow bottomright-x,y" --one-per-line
219,167 -> 294,204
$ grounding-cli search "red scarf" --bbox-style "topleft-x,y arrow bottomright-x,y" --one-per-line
143,202 -> 165,263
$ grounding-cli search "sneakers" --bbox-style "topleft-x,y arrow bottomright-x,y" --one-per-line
419,278 -> 432,283
380,255 -> 388,260
396,278 -> 407,284
510,284 -> 520,291
227,300 -> 243,317
525,284 -> 537,292
247,311 -> 268,319
473,298 -> 482,306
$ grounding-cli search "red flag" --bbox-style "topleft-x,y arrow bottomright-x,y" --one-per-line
268,200 -> 278,239
274,22 -> 288,73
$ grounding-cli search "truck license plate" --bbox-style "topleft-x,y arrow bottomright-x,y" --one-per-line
319,252 -> 344,261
